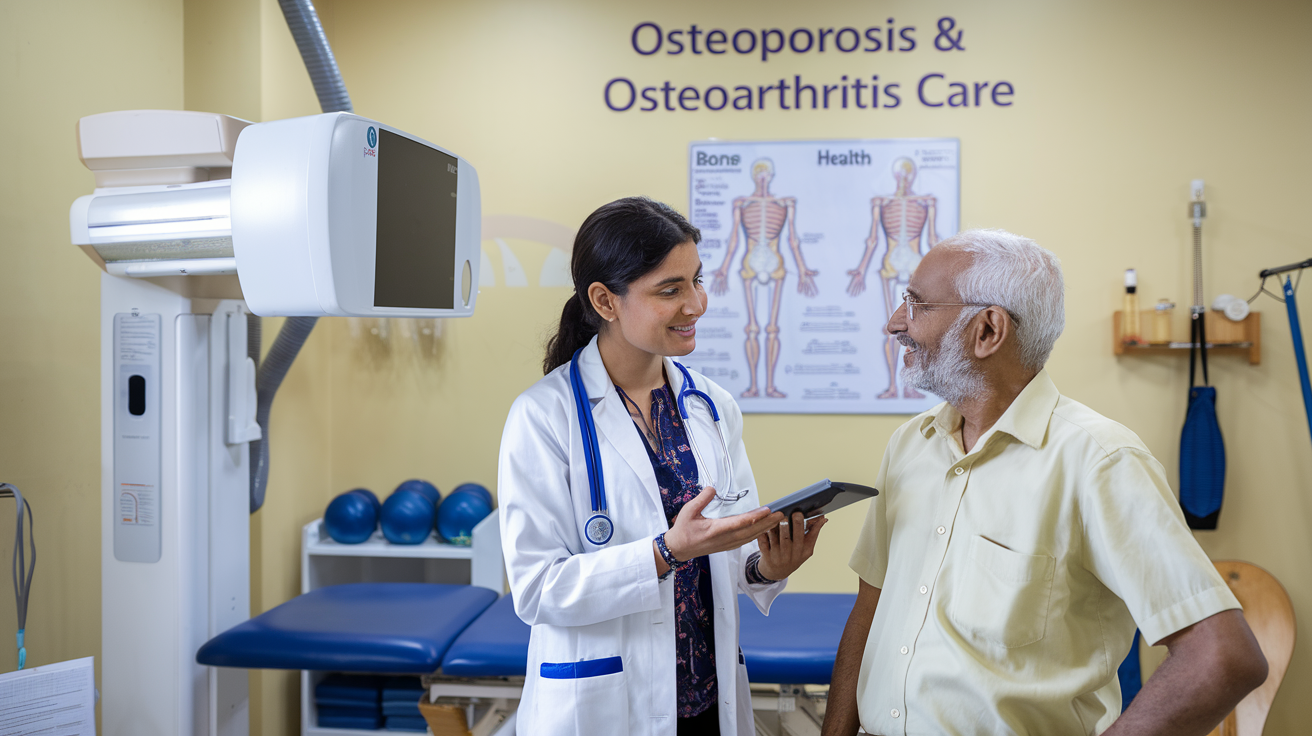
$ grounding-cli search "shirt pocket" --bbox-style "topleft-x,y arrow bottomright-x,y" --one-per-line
949,535 -> 1056,648
533,656 -> 629,736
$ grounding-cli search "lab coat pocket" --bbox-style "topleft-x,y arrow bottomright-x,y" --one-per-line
534,657 -> 629,736
949,536 -> 1055,648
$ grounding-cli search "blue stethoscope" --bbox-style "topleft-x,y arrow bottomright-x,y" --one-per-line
569,347 -> 743,546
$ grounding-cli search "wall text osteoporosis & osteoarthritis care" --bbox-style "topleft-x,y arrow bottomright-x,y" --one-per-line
603,17 -> 1016,112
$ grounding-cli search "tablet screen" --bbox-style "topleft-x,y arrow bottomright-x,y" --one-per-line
766,479 -> 878,519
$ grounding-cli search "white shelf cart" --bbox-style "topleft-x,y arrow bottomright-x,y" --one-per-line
299,510 -> 505,736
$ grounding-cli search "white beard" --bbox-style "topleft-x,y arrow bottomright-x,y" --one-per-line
900,310 -> 986,406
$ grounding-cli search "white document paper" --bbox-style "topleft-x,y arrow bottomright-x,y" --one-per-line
688,139 -> 960,414
0,657 -> 96,736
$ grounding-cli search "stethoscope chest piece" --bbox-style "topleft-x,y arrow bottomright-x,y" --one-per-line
584,513 -> 614,545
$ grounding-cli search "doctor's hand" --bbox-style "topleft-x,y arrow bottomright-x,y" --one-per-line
756,512 -> 827,581
661,486 -> 785,567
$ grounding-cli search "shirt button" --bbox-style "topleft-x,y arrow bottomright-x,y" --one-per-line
891,709 -> 900,718
900,646 -> 909,654
919,585 -> 928,594
954,467 -> 965,476
936,526 -> 946,535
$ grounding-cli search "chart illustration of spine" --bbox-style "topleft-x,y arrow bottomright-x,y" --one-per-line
846,157 -> 939,400
688,139 -> 959,415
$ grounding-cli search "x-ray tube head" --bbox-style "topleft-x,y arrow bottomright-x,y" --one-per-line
231,112 -> 481,317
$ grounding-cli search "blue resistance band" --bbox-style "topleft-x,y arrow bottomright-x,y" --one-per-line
1284,277 -> 1312,446
1116,631 -> 1143,711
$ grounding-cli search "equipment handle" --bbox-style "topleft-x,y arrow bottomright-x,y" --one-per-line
1259,259 -> 1312,279
1189,312 -> 1210,388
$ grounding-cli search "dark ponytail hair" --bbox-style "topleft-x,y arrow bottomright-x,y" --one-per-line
543,197 -> 701,374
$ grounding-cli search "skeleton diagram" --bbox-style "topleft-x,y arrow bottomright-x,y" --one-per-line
711,159 -> 818,399
846,157 -> 939,400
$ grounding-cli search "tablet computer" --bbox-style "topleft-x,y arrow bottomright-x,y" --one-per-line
767,479 -> 878,520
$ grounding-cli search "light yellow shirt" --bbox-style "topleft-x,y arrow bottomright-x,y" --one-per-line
849,370 -> 1240,736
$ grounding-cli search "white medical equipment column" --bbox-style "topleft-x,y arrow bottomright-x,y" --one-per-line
101,272 -> 252,736
208,299 -> 254,736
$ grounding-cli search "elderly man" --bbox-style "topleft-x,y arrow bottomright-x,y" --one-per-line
823,230 -> 1267,736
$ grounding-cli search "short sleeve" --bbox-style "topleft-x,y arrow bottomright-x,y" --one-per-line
849,441 -> 894,589
1080,447 -> 1240,644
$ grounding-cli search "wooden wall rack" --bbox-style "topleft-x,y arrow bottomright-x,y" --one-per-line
1112,311 -> 1261,365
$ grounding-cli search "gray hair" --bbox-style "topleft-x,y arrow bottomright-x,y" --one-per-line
935,229 -> 1065,371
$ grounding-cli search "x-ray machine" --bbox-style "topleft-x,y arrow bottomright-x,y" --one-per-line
69,108 -> 481,736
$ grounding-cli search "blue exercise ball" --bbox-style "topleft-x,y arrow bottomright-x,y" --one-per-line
437,491 -> 493,546
394,479 -> 440,509
348,488 -> 380,515
451,482 -> 493,508
324,492 -> 378,544
381,489 -> 435,545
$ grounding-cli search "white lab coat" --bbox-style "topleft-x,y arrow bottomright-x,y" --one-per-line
498,336 -> 785,736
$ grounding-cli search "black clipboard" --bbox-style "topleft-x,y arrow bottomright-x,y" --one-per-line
766,479 -> 878,519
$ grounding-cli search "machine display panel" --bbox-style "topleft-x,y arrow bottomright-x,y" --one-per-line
375,129 -> 458,309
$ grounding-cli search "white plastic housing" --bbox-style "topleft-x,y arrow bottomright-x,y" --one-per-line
70,180 -> 234,274
78,110 -> 250,187
231,112 -> 481,318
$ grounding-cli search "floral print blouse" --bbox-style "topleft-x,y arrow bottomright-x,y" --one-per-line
621,384 -> 718,718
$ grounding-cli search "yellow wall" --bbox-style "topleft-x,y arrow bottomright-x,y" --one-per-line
3,0 -> 1310,734
0,0 -> 184,729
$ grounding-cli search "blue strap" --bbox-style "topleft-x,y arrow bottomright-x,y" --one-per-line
16,629 -> 24,670
569,349 -> 606,514
1285,278 -> 1312,447
1179,385 -> 1225,526
540,656 -> 623,679
673,362 -> 719,422
1116,630 -> 1142,711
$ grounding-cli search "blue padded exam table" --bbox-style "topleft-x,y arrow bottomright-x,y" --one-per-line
738,593 -> 856,684
198,584 -> 855,684
196,580 -> 855,736
434,592 -> 857,683
197,583 -> 498,673
440,593 -> 530,677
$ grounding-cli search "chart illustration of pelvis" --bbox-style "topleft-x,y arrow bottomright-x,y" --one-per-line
689,138 -> 959,415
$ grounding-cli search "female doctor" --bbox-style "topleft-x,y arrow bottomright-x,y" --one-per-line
498,197 -> 826,736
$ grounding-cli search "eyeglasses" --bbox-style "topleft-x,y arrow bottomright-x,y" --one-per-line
902,295 -> 996,321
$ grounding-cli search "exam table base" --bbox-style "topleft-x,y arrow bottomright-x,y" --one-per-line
423,678 -> 837,736
749,684 -> 831,736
